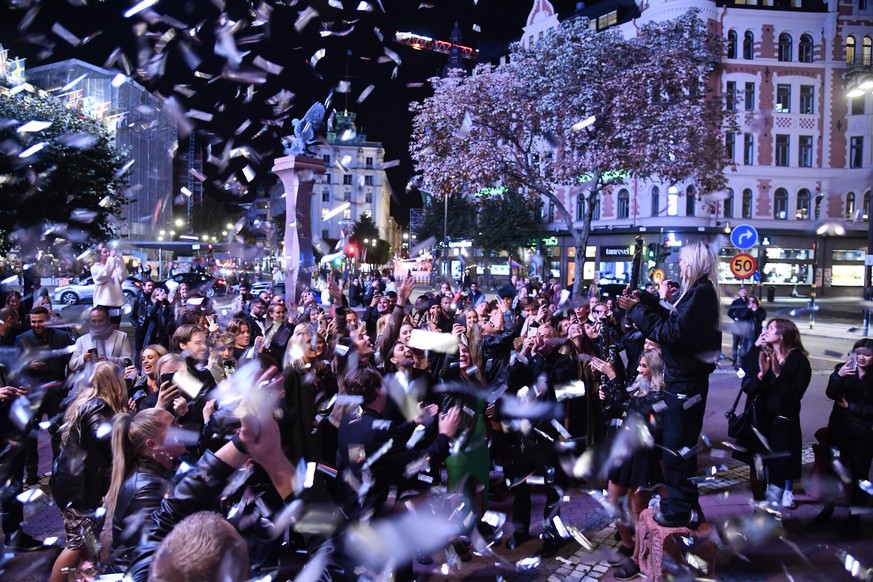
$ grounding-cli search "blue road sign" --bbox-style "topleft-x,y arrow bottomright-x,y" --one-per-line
730,224 -> 759,250
752,271 -> 761,282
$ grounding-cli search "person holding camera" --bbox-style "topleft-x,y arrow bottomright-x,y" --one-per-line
69,307 -> 133,372
91,243 -> 128,330
823,338 -> 873,534
618,241 -> 721,529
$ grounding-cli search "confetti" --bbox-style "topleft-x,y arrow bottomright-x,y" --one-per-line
295,6 -> 319,32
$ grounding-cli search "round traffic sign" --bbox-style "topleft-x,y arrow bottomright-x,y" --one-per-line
730,253 -> 757,279
652,269 -> 665,284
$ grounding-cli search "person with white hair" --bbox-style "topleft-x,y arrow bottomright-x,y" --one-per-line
618,240 -> 722,530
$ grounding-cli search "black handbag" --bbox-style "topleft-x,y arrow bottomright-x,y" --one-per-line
725,385 -> 756,440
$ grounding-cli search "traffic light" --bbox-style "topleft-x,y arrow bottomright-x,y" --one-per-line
647,243 -> 657,259
345,244 -> 357,258
207,243 -> 214,251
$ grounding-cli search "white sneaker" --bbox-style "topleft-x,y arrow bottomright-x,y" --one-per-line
781,490 -> 796,509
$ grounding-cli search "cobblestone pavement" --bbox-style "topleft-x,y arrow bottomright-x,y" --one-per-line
5,439 -> 869,581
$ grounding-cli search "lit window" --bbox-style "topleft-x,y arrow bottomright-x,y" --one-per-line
744,133 -> 755,165
667,187 -> 679,216
774,188 -> 788,220
776,84 -> 791,113
846,192 -> 856,220
796,188 -> 811,219
847,35 -> 856,65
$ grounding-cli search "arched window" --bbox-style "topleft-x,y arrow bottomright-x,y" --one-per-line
742,188 -> 753,218
686,185 -> 696,216
796,188 -> 811,220
743,31 -> 755,60
846,192 -> 856,220
617,188 -> 630,219
651,186 -> 660,217
864,36 -> 872,65
865,190 -> 871,222
724,188 -> 734,219
799,34 -> 814,63
778,33 -> 792,62
576,194 -> 600,221
847,35 -> 856,65
727,30 -> 738,59
774,187 -> 789,220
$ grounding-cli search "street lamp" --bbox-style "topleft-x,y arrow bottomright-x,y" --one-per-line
175,218 -> 184,228
846,72 -> 873,335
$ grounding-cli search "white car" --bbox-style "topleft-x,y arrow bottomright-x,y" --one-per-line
53,276 -> 143,305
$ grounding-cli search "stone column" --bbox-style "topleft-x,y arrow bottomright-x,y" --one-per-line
271,155 -> 326,304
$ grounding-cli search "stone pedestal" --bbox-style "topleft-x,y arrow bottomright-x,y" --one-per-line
271,154 -> 326,304
635,508 -> 717,581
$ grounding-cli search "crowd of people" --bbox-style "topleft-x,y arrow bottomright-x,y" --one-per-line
0,239 -> 869,581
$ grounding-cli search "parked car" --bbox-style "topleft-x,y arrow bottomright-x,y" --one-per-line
161,273 -> 227,299
53,276 -> 142,306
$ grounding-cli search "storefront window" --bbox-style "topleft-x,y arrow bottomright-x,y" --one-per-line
831,265 -> 864,286
832,249 -> 864,261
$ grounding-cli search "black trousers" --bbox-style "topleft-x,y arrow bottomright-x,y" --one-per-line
24,386 -> 67,479
0,440 -> 25,540
659,379 -> 708,519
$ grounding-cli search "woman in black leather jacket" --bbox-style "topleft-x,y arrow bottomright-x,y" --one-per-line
102,408 -> 185,573
50,361 -> 129,582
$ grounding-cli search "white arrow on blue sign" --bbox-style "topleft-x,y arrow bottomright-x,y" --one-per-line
730,224 -> 759,250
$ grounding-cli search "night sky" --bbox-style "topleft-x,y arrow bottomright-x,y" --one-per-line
0,0 -> 588,226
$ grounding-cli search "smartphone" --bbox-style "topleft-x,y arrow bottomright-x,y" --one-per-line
160,372 -> 175,387
222,360 -> 235,376
527,326 -> 539,337
123,358 -> 133,367
847,353 -> 858,372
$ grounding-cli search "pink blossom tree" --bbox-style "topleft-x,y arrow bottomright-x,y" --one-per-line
410,10 -> 737,297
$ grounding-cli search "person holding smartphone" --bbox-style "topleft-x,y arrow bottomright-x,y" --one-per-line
824,338 -> 873,535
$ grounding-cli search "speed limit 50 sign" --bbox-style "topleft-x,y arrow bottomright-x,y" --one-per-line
730,253 -> 757,279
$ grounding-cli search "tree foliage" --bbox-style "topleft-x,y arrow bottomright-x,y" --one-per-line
410,10 -> 737,296
413,194 -> 479,244
350,213 -> 390,265
0,90 -> 130,261
474,189 -> 543,259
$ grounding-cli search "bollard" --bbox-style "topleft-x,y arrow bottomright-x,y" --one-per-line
809,291 -> 815,329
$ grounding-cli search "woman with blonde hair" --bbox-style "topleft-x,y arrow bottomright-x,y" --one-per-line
593,349 -> 667,578
102,408 -> 184,573
618,240 -> 721,530
50,361 -> 129,582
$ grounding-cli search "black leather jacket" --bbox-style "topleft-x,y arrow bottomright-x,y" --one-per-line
105,457 -> 173,573
125,450 -> 238,582
628,276 -> 721,383
51,398 -> 114,510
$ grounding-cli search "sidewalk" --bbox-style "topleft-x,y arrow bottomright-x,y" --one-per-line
503,448 -> 867,582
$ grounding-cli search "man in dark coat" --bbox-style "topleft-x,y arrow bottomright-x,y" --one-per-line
130,279 -> 154,365
727,286 -> 749,365
15,306 -> 74,483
